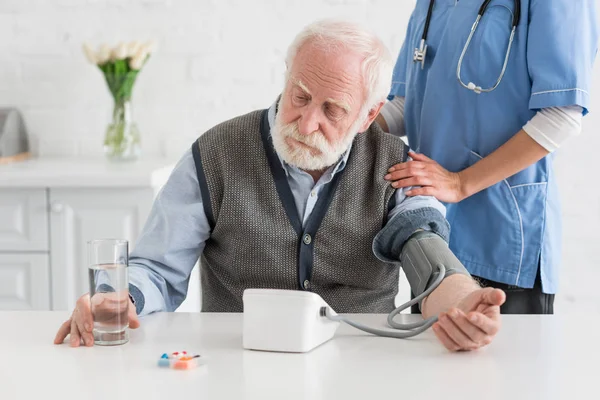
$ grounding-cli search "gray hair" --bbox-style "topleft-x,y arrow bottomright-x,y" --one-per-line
285,19 -> 394,115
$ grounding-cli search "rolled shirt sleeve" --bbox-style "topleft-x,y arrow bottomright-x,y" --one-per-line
372,184 -> 448,264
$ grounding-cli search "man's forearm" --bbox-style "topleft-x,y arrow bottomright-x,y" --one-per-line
127,263 -> 169,316
421,274 -> 481,319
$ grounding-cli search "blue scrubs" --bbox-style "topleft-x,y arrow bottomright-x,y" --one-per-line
390,0 -> 599,293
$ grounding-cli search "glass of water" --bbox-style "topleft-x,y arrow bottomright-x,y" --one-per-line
88,239 -> 130,346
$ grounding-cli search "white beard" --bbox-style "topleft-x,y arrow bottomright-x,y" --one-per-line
271,112 -> 364,171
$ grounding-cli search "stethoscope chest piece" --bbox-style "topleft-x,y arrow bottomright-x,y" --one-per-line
413,39 -> 428,70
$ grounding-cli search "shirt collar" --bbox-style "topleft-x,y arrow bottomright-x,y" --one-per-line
267,98 -> 352,178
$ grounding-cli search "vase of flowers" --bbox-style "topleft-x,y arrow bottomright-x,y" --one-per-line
83,40 -> 155,161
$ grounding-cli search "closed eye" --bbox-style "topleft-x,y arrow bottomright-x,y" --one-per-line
324,103 -> 346,121
293,95 -> 309,106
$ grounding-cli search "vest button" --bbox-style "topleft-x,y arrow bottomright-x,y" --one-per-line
303,280 -> 310,290
303,234 -> 312,245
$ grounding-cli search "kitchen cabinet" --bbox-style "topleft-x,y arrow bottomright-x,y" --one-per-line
0,157 -> 174,310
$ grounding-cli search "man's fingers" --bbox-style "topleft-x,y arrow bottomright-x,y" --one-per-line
448,309 -> 488,345
76,293 -> 91,311
437,312 -> 478,350
78,303 -> 94,333
129,317 -> 140,329
69,319 -> 81,348
75,295 -> 95,346
54,319 -> 72,345
128,303 -> 140,329
482,288 -> 506,306
468,311 -> 501,336
432,321 -> 460,352
74,310 -> 94,347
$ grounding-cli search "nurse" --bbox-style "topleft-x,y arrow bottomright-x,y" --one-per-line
377,0 -> 599,314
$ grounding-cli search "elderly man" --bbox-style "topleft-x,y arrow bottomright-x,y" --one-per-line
55,20 -> 505,352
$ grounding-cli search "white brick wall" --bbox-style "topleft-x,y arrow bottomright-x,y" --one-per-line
1,0 -> 599,314
0,0 -> 411,158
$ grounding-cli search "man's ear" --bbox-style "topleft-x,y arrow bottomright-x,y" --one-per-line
358,101 -> 385,133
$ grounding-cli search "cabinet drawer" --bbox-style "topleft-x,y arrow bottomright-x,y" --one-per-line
0,189 -> 49,251
0,253 -> 50,310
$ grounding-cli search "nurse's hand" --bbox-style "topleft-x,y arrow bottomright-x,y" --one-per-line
432,287 -> 505,352
385,151 -> 465,203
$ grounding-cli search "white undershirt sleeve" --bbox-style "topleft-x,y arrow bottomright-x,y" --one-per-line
523,105 -> 583,152
382,99 -> 582,152
379,96 -> 406,137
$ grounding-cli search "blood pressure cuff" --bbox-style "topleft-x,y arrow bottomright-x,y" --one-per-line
373,207 -> 470,308
400,230 -> 470,304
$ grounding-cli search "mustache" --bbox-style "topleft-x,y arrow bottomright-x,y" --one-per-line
278,121 -> 330,153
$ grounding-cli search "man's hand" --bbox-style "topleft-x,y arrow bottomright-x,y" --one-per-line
54,293 -> 140,347
432,287 -> 505,352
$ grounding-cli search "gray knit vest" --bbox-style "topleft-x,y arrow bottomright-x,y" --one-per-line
192,109 -> 408,313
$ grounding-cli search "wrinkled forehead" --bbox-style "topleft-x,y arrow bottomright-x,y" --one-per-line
288,42 -> 365,109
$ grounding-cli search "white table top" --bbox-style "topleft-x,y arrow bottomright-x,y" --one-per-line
0,312 -> 594,400
0,156 -> 176,188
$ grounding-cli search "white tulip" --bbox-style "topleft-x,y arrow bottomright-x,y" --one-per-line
134,45 -> 149,60
129,54 -> 145,70
127,41 -> 141,58
110,45 -> 119,61
114,42 -> 128,60
97,44 -> 111,64
141,39 -> 157,54
129,44 -> 150,70
82,42 -> 97,64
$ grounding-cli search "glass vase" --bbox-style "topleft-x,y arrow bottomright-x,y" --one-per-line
104,99 -> 141,161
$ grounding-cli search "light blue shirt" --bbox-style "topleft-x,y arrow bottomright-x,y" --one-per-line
128,103 -> 446,315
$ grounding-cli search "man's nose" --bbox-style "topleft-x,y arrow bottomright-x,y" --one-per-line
297,107 -> 320,136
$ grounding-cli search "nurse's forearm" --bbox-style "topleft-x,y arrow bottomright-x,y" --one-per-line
458,129 -> 549,199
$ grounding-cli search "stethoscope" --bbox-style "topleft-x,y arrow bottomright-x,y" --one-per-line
413,0 -> 521,94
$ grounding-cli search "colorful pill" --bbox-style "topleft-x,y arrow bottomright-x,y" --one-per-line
157,359 -> 171,368
173,359 -> 198,370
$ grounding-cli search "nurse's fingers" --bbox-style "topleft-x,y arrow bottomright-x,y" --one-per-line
432,321 -> 460,352
387,161 -> 426,173
391,177 -> 433,188
405,187 -> 435,197
408,151 -> 434,163
385,168 -> 430,181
